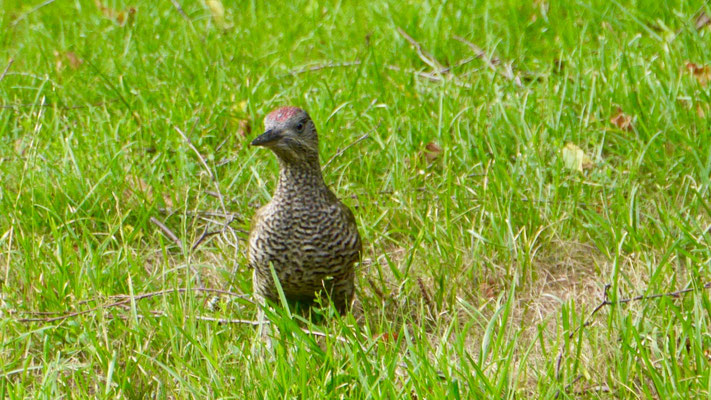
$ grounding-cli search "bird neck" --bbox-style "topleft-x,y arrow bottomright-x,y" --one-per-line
275,157 -> 327,196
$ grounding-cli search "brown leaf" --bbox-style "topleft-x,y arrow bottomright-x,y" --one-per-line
374,332 -> 399,342
423,141 -> 442,162
65,51 -> 83,69
237,119 -> 251,138
115,7 -> 136,26
686,62 -> 711,86
553,58 -> 565,73
609,107 -> 633,131
95,1 -> 136,26
696,103 -> 710,118
695,11 -> 711,31
53,51 -> 82,73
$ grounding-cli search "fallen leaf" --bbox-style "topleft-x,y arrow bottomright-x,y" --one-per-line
696,103 -> 710,118
553,58 -> 565,73
65,51 -> 83,69
686,62 -> 711,86
95,1 -> 136,26
609,107 -> 633,131
237,119 -> 251,138
374,332 -> 399,342
695,11 -> 711,31
423,141 -> 442,162
561,143 -> 592,172
205,0 -> 229,30
53,51 -> 83,72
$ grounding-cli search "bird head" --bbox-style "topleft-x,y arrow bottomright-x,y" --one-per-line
251,106 -> 319,164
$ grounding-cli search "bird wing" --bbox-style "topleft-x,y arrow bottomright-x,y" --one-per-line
247,205 -> 269,267
336,200 -> 363,258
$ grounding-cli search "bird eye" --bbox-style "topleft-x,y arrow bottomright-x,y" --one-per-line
296,122 -> 304,132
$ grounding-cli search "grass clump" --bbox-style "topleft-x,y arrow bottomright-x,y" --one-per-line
1,0 -> 710,398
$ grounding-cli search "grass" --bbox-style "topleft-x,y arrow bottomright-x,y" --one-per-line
1,0 -> 710,398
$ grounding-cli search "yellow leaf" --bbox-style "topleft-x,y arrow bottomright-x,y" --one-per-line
205,0 -> 228,30
562,143 -> 592,172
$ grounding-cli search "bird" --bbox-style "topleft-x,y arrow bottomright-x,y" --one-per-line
248,106 -> 362,316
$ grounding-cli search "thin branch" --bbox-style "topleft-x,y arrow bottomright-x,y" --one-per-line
453,35 -> 522,87
170,0 -> 189,19
174,119 -> 240,249
193,315 -> 262,325
674,0 -> 711,38
192,214 -> 239,250
216,156 -> 237,167
0,57 -> 14,82
554,282 -> 711,385
300,327 -> 349,343
150,216 -> 184,251
282,58 -> 473,88
16,287 -> 248,322
0,99 -> 118,110
11,0 -> 57,27
286,61 -> 362,77
175,124 -> 213,180
367,277 -> 386,301
396,27 -> 445,72
157,208 -> 240,220
382,64 -> 472,88
324,125 -> 378,167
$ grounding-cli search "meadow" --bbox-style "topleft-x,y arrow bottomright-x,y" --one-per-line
1,0 -> 710,398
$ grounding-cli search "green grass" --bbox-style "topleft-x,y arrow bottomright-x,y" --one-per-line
1,0 -> 710,398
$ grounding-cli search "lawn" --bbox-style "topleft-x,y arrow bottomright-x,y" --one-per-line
1,0 -> 710,398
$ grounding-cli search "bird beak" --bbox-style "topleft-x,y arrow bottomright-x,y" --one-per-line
251,129 -> 281,147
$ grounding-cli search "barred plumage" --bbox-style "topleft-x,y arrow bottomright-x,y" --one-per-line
248,107 -> 361,313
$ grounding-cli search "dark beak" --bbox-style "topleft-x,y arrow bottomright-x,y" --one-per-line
250,129 -> 281,147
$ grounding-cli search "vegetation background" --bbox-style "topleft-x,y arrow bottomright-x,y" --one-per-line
1,0 -> 710,398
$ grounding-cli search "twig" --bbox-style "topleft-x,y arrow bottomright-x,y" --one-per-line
0,57 -> 14,82
453,35 -> 522,87
170,0 -> 189,19
174,119 -> 240,249
674,0 -> 711,38
17,287 -> 248,322
286,61 -> 362,77
300,327 -> 349,343
382,64 -> 472,88
11,0 -> 57,27
554,282 -> 711,387
157,208 -> 240,220
367,277 -> 386,301
175,124 -> 213,180
0,99 -> 118,110
82,57 -> 133,113
417,277 -> 434,313
192,214 -> 239,250
192,315 -> 262,325
216,156 -> 237,167
150,216 -> 184,251
324,125 -> 377,167
396,27 -> 445,72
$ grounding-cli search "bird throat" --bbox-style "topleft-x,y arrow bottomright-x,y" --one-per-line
274,157 -> 327,199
